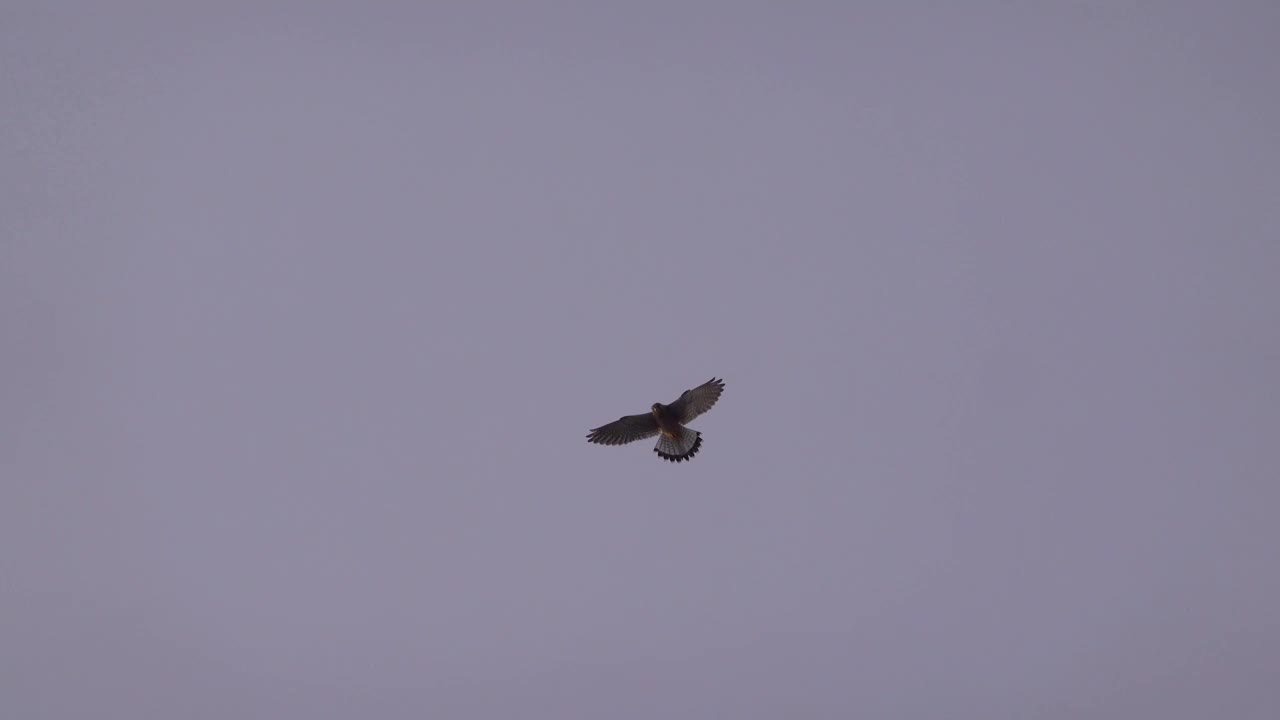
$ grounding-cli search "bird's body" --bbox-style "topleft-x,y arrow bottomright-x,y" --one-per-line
586,378 -> 725,463
651,402 -> 685,436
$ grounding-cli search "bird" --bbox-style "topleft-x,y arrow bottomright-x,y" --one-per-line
586,378 -> 726,463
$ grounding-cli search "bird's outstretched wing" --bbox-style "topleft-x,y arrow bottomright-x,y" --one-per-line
587,413 -> 660,446
669,377 -> 726,424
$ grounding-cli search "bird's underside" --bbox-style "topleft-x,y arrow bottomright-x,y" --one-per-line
586,377 -> 725,463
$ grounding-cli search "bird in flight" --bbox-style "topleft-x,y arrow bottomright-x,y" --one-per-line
586,378 -> 726,463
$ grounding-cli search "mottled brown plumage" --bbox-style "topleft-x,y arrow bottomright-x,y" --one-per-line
586,378 -> 726,463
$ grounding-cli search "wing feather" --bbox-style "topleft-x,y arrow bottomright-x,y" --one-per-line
669,377 -> 726,424
586,413 -> 660,446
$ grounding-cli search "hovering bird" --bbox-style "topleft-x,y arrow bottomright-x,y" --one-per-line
586,378 -> 726,463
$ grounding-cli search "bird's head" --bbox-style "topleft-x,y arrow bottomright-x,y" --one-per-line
651,402 -> 663,414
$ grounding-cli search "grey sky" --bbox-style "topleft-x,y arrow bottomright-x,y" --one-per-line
3,2 -> 1278,718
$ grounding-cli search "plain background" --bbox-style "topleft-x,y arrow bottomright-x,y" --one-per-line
3,2 -> 1278,718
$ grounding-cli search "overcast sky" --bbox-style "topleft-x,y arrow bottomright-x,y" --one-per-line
3,2 -> 1278,718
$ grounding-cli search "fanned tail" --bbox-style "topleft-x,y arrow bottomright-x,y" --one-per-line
654,430 -> 702,463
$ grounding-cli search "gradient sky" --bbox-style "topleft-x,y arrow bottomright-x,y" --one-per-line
4,2 -> 1278,718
